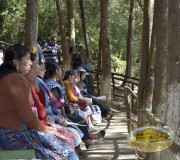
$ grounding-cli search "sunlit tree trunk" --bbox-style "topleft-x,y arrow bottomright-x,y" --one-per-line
122,0 -> 135,87
24,0 -> 38,54
79,0 -> 91,61
99,0 -> 111,108
56,0 -> 70,71
150,1 -> 180,160
67,0 -> 75,47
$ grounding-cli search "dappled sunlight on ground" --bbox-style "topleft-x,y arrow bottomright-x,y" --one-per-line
80,102 -> 137,160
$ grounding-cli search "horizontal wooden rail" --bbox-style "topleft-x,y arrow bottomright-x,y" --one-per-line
112,72 -> 140,81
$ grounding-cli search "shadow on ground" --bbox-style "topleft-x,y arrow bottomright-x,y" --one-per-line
80,99 -> 137,160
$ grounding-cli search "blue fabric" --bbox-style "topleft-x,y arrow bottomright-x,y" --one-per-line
37,43 -> 44,63
80,82 -> 110,117
36,77 -> 61,123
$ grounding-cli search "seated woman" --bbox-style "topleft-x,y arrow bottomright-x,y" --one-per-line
43,62 -> 105,148
72,71 -> 98,131
63,70 -> 97,131
78,71 -> 115,120
0,44 -> 78,160
25,53 -> 88,157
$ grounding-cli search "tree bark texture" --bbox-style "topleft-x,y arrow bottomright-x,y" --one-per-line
67,0 -> 75,47
0,0 -> 7,37
97,29 -> 102,71
79,0 -> 91,61
56,0 -> 70,71
24,0 -> 38,54
152,0 -> 168,120
141,0 -> 155,112
99,0 -> 111,108
137,0 -> 150,127
160,0 -> 180,159
151,0 -> 168,159
122,0 -> 135,87
137,0 -> 150,109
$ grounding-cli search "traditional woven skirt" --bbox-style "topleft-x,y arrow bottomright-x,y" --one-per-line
0,127 -> 79,160
48,121 -> 82,148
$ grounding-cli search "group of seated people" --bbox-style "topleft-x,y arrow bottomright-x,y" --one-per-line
0,44 -> 114,160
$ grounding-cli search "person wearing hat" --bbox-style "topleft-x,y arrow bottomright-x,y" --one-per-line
37,37 -> 46,63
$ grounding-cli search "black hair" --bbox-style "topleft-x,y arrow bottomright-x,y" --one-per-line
39,61 -> 44,66
63,70 -> 75,81
79,71 -> 86,79
0,44 -> 30,79
69,47 -> 76,53
30,52 -> 37,62
44,62 -> 61,79
51,36 -> 57,41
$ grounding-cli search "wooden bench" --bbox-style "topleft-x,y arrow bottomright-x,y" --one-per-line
0,149 -> 35,159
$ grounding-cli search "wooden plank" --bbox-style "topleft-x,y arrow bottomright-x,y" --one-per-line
0,150 -> 35,159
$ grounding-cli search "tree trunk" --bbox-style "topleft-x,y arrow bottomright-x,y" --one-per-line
137,0 -> 150,127
141,0 -> 155,113
24,0 -> 38,54
67,0 -> 75,47
56,0 -> 70,71
0,0 -> 7,37
122,0 -> 135,87
150,1 -> 180,160
79,0 -> 91,61
99,0 -> 111,108
152,0 -> 168,120
164,0 -> 180,159
97,29 -> 102,71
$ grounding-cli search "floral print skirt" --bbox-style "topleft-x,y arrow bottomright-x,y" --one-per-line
0,127 -> 79,160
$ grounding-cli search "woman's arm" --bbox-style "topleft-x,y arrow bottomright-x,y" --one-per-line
10,75 -> 46,132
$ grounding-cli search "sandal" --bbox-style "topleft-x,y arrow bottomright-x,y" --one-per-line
86,138 -> 103,149
77,151 -> 88,158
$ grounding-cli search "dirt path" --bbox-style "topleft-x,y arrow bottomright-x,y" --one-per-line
80,100 -> 137,160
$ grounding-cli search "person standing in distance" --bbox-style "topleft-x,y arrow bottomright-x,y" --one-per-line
37,37 -> 46,64
44,36 -> 61,64
69,47 -> 83,71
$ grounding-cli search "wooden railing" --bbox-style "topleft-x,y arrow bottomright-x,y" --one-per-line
85,69 -> 139,99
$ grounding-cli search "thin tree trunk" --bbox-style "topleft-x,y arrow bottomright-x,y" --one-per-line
24,0 -> 38,54
79,0 -> 91,62
137,0 -> 150,127
0,0 -> 7,37
67,0 -> 75,47
140,0 -> 155,114
97,29 -> 102,71
99,0 -> 111,108
56,0 -> 70,71
122,0 -> 135,87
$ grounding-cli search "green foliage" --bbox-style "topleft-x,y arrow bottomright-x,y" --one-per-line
0,0 -> 143,76
111,54 -> 126,74
0,0 -> 26,44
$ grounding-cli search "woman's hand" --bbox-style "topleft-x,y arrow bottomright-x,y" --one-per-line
44,126 -> 61,137
58,115 -> 68,126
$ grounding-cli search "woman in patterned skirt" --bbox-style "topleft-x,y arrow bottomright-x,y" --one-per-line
0,44 -> 78,160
